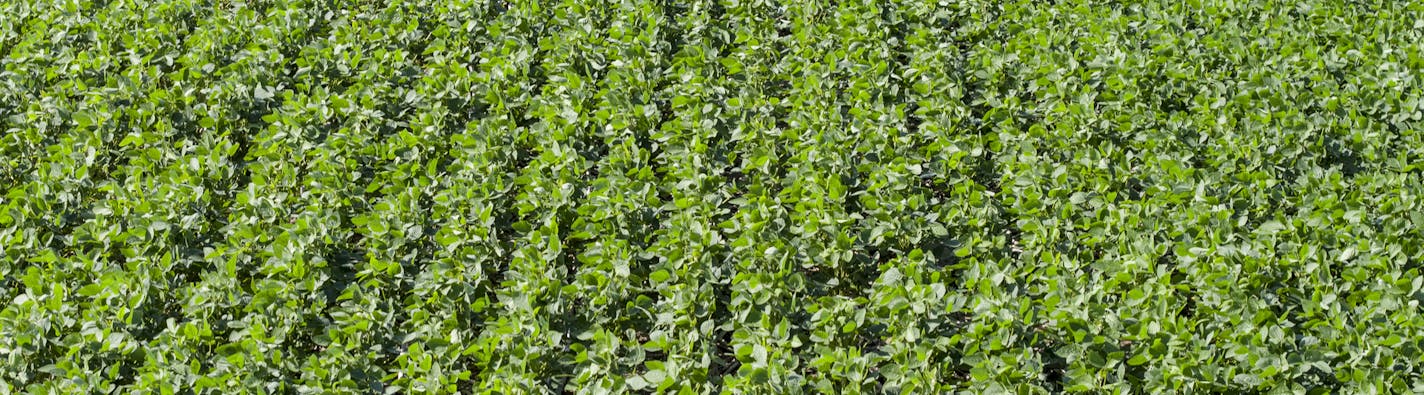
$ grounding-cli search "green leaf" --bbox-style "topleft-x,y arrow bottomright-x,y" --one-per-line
649,270 -> 670,283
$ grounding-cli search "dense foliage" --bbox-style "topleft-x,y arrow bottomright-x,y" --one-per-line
3,0 -> 1424,393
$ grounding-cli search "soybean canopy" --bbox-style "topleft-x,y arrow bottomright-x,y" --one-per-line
2,0 -> 1424,393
